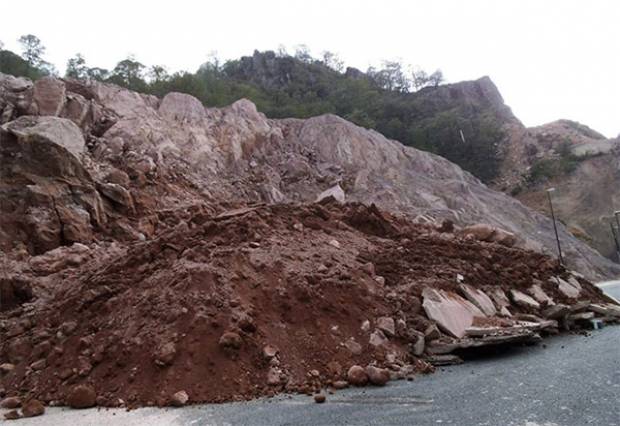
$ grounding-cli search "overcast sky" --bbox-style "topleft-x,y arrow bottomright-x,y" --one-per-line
2,0 -> 618,137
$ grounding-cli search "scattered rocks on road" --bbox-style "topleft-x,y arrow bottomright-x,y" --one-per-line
0,396 -> 21,409
171,390 -> 189,407
66,384 -> 97,409
313,393 -> 326,403
365,366 -> 390,386
347,365 -> 369,386
21,399 -> 45,417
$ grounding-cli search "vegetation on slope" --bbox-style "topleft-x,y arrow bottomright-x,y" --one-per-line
0,36 -> 507,182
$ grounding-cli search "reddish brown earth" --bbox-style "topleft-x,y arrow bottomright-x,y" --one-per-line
0,201 -> 611,409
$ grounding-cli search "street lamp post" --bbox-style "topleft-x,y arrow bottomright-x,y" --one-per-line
614,211 -> 620,261
546,188 -> 564,266
611,222 -> 620,260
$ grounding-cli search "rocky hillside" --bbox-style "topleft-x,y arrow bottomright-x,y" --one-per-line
508,122 -> 620,262
2,72 -> 620,417
1,72 -> 618,280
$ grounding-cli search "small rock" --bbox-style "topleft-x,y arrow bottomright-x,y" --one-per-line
317,264 -> 328,273
4,410 -> 20,420
262,345 -> 278,359
369,330 -> 388,347
344,338 -> 362,355
361,262 -> 375,276
316,184 -> 345,204
170,390 -> 189,407
154,341 -> 177,366
365,365 -> 390,386
374,276 -> 385,285
314,394 -> 326,403
0,396 -> 21,409
238,315 -> 257,333
410,331 -> 425,356
376,316 -> 395,337
424,324 -> 441,341
346,365 -> 368,386
328,239 -> 341,249
60,321 -> 78,335
267,366 -> 282,385
332,380 -> 349,390
0,363 -> 15,375
360,320 -> 370,332
249,242 -> 261,248
31,359 -> 46,371
21,399 -> 45,417
66,384 -> 97,408
218,332 -> 242,350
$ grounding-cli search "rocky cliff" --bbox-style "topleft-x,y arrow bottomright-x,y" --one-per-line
1,72 -> 618,280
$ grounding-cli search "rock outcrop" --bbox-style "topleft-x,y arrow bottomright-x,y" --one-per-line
0,72 -> 618,280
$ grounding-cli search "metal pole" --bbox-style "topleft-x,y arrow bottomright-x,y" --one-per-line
546,188 -> 564,266
611,222 -> 620,260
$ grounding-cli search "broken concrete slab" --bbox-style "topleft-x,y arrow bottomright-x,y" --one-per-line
589,303 -> 620,318
567,276 -> 583,291
422,288 -> 485,339
427,331 -> 542,354
569,311 -> 595,321
488,288 -> 511,309
459,284 -> 497,316
509,289 -> 541,309
542,304 -> 570,319
569,300 -> 591,313
552,277 -> 580,299
499,306 -> 513,317
528,284 -> 554,305
426,354 -> 463,366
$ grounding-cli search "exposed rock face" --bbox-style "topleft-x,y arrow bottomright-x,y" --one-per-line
3,115 -> 85,156
0,72 -> 617,279
159,92 -> 205,122
0,114 -> 104,254
515,145 -> 620,262
499,119 -> 620,263
31,77 -> 66,116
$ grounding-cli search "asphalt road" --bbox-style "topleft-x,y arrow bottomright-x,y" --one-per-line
4,283 -> 620,426
599,280 -> 620,302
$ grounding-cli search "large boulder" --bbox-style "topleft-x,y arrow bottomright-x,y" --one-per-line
31,77 -> 66,116
159,92 -> 205,122
0,116 -> 105,254
2,115 -> 85,157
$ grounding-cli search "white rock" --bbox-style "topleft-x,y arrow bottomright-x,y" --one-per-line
316,184 -> 345,203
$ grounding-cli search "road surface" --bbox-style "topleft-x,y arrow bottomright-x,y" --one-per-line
598,280 -> 620,302
4,283 -> 620,426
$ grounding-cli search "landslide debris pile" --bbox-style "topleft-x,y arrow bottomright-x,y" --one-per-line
1,201 -> 617,415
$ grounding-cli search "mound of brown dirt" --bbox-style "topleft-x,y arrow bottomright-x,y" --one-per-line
0,202 -> 611,409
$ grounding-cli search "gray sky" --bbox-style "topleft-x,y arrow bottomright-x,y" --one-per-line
2,0 -> 618,137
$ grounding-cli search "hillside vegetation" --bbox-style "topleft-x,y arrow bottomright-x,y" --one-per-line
0,38 -> 510,182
